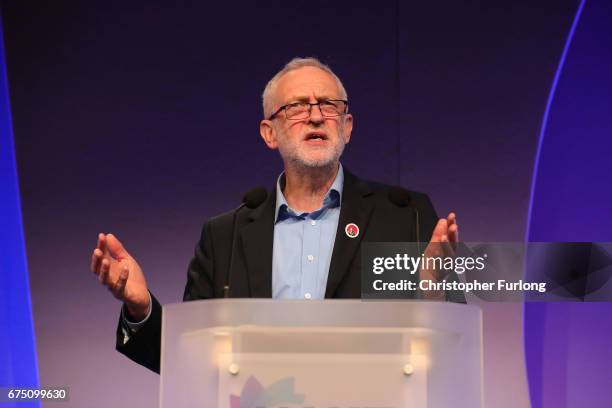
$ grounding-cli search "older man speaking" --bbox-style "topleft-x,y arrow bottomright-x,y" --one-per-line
90,57 -> 462,373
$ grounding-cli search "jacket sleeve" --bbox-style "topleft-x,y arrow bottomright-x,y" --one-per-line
115,293 -> 162,373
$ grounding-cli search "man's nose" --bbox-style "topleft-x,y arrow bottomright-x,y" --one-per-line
309,104 -> 324,123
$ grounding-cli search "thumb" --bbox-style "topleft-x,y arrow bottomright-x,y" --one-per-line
106,233 -> 130,260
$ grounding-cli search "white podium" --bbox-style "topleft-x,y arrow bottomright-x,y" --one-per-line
160,300 -> 482,408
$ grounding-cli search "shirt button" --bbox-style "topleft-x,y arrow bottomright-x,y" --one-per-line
307,255 -> 314,262
304,293 -> 312,300
310,220 -> 316,226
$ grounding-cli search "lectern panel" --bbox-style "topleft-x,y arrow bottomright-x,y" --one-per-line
160,300 -> 482,408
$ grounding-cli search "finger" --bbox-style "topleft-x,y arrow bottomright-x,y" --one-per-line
448,223 -> 459,250
97,233 -> 110,257
90,248 -> 103,274
99,258 -> 110,285
111,263 -> 129,299
106,234 -> 129,260
447,212 -> 456,227
446,213 -> 458,251
425,219 -> 448,258
430,218 -> 448,243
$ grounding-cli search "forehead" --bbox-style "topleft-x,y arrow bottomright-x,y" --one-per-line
275,66 -> 341,102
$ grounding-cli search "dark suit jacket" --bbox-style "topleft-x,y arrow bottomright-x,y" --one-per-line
116,169 -> 465,373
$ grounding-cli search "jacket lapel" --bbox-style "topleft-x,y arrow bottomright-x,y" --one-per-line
325,170 -> 375,297
239,188 -> 276,298
238,170 -> 375,299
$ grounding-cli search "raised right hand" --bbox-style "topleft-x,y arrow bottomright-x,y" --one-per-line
90,233 -> 150,320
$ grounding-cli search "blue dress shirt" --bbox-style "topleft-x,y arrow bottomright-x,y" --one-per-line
272,165 -> 344,300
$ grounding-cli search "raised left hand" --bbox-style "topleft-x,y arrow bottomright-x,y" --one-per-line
419,212 -> 459,297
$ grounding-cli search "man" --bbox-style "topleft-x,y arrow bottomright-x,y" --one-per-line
90,57 -> 462,373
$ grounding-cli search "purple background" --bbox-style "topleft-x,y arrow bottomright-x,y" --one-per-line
3,1 -> 608,407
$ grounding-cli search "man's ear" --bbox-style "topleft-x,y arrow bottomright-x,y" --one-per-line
342,113 -> 353,144
259,119 -> 278,149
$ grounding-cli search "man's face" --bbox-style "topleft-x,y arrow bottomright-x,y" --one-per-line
260,66 -> 353,170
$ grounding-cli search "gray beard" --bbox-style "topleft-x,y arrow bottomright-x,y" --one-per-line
293,142 -> 343,167
276,122 -> 347,173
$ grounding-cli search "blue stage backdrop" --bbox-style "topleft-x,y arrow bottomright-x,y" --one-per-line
525,1 -> 612,407
0,14 -> 40,408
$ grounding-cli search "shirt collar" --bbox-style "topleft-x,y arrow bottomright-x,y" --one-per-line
275,163 -> 344,222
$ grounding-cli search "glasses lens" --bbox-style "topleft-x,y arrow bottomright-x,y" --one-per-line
285,103 -> 310,119
320,100 -> 344,117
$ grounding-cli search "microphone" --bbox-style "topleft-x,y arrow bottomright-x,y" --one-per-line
243,186 -> 268,209
223,186 -> 268,297
387,187 -> 411,207
388,187 -> 421,253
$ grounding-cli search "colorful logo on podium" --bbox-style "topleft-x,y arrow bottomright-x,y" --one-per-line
230,376 -> 305,408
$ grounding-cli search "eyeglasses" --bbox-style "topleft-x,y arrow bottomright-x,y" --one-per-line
268,99 -> 348,120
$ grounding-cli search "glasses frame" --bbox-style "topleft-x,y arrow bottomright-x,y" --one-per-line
268,99 -> 349,120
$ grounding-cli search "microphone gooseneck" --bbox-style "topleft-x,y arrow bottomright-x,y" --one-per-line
223,186 -> 268,297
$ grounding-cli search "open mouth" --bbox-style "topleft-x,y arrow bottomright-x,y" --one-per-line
304,132 -> 328,142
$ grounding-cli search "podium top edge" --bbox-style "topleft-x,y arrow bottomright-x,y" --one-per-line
163,298 -> 481,313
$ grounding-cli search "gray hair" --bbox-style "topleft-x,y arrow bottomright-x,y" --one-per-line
262,57 -> 348,118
